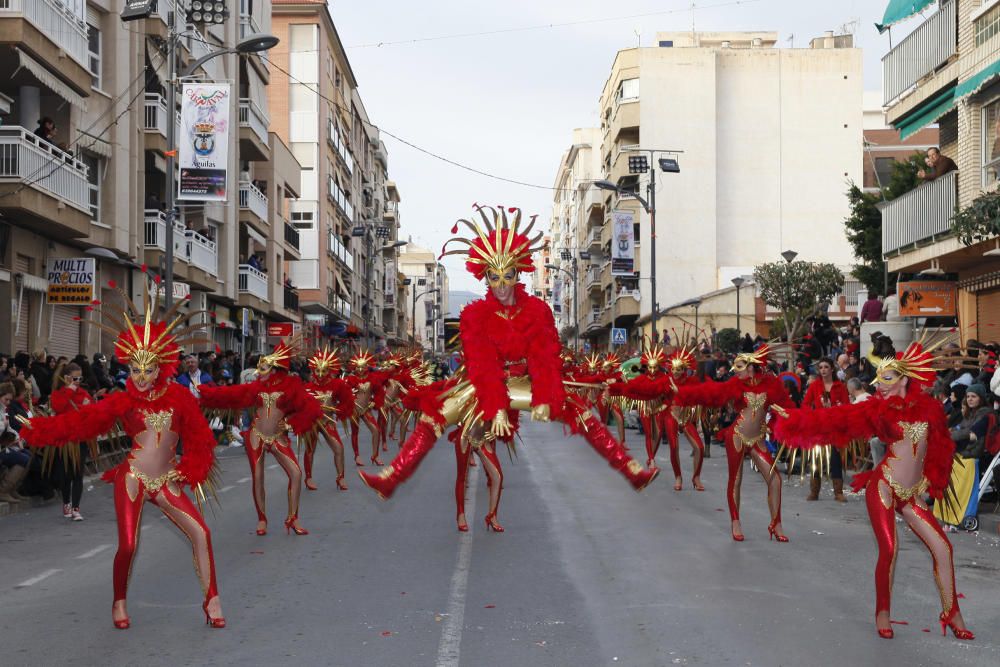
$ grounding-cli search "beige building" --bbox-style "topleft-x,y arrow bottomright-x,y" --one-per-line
270,0 -> 403,350
589,31 -> 862,345
0,0 -> 301,358
879,0 -> 1000,332
398,242 -> 448,354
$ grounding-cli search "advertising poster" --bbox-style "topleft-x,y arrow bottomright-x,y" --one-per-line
179,83 -> 230,201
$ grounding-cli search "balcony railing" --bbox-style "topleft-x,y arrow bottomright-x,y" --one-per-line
882,1 -> 957,105
284,220 -> 300,250
616,289 -> 641,301
238,12 -> 260,39
186,230 -> 217,276
0,126 -> 89,213
239,99 -> 269,147
335,296 -> 351,319
238,264 -> 269,301
283,285 -> 299,311
328,235 -> 354,270
143,94 -> 169,137
587,266 -> 601,286
587,227 -> 602,246
0,0 -> 88,70
326,119 -> 354,175
144,209 -> 167,251
239,180 -> 269,223
327,176 -> 354,221
882,170 -> 957,256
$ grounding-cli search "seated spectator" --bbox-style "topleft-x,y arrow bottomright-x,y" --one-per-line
917,147 -> 957,182
946,385 -> 968,426
0,381 -> 30,504
950,384 -> 993,460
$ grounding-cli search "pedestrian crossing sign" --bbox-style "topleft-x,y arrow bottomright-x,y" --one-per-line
612,328 -> 627,346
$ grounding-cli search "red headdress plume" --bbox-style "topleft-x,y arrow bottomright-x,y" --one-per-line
439,205 -> 545,281
261,336 -> 301,371
668,346 -> 696,373
308,345 -> 342,377
641,345 -> 669,373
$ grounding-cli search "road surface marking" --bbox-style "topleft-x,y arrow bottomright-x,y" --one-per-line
75,544 -> 111,559
219,485 -> 235,493
267,464 -> 279,470
16,569 -> 61,588
436,464 -> 478,667
236,477 -> 251,484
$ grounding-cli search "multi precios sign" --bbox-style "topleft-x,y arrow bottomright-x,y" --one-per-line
46,257 -> 95,305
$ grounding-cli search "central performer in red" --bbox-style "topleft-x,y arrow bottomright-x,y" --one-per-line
358,205 -> 658,522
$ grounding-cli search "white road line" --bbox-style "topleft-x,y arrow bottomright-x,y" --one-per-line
219,485 -> 235,493
267,464 -> 279,470
75,544 -> 111,560
436,464 -> 478,667
236,477 -> 251,484
16,569 -> 61,588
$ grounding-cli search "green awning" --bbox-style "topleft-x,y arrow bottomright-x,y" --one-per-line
955,57 -> 1000,100
897,86 -> 957,141
877,0 -> 935,33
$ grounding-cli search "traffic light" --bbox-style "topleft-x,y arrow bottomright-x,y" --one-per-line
188,1 -> 229,25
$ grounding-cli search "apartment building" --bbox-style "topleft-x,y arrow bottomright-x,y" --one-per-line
0,0 -> 301,358
589,31 -> 861,344
270,0 -> 403,350
398,242 -> 449,354
879,0 -> 1000,331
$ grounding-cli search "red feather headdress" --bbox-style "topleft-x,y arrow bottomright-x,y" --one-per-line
668,346 -> 696,373
308,346 -> 342,377
641,345 -> 669,374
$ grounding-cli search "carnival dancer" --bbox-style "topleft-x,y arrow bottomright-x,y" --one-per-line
358,205 -> 658,528
344,349 -> 389,466
673,345 -> 793,541
200,338 -> 323,536
662,347 -> 706,491
19,285 -> 225,629
801,356 -> 850,502
773,340 -> 974,640
600,353 -> 628,444
302,347 -> 354,491
46,362 -> 98,520
609,346 -> 672,471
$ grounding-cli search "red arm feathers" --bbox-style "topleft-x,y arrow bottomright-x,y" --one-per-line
460,301 -> 509,420
20,391 -> 128,447
172,386 -> 217,486
673,376 -> 743,409
199,382 -> 258,410
772,400 -> 878,450
916,394 -> 956,499
524,295 -> 566,416
333,379 -> 355,421
282,376 -> 324,435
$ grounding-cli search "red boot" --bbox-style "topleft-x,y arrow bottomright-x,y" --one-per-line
358,420 -> 439,499
576,412 -> 659,491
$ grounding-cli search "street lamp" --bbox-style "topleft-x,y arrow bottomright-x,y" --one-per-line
545,262 -> 579,351
160,20 -> 279,311
679,297 -> 702,343
592,146 -> 681,344
731,276 -> 745,339
781,250 -> 798,264
412,287 -> 439,348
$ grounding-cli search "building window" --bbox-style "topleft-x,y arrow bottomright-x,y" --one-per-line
976,3 -> 1000,47
983,98 -> 1000,187
873,157 -> 895,189
88,23 -> 102,90
291,211 -> 314,230
616,78 -> 639,104
82,154 -> 102,222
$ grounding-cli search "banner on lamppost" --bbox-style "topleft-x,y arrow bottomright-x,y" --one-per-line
178,83 -> 231,201
611,210 -> 635,275
552,274 -> 562,314
45,258 -> 95,305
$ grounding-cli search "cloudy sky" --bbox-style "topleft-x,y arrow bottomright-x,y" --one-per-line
330,0 -> 905,291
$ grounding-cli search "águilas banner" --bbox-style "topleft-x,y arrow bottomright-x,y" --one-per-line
611,210 -> 635,276
179,83 -> 230,201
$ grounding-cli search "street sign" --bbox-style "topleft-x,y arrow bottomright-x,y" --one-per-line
898,281 -> 957,317
121,0 -> 155,22
267,322 -> 294,338
612,328 -> 627,346
241,308 -> 250,336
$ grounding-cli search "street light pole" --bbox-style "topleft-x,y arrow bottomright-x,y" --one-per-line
731,276 -> 745,340
164,8 -> 178,311
545,262 -> 579,350
412,287 -> 438,351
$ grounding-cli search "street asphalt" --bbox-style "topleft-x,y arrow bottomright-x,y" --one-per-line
2,420 -> 999,666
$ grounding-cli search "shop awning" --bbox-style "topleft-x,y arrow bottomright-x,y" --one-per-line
898,86 -> 957,140
14,49 -> 87,109
955,57 -> 1000,100
877,0 -> 935,33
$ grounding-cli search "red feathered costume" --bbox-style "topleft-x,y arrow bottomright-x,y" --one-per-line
344,359 -> 391,466
675,357 -> 793,542
358,205 -> 658,531
200,346 -> 323,536
302,373 -> 354,491
20,317 -> 224,629
773,344 -> 973,640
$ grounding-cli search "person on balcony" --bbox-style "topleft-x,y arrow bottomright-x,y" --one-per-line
917,147 -> 957,182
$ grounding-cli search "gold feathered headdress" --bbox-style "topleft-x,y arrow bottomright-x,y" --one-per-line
439,205 -> 545,280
